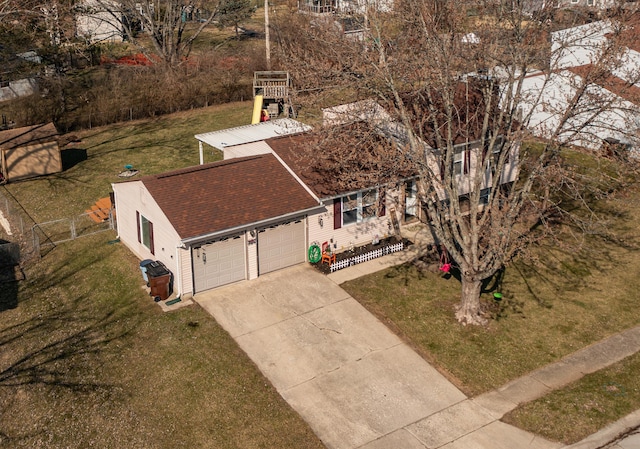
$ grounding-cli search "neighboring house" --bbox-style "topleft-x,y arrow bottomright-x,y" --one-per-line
0,51 -> 42,102
0,79 -> 37,103
556,0 -> 618,9
521,0 -> 623,14
298,0 -> 392,15
513,17 -> 640,151
75,0 -> 124,43
0,123 -> 62,183
111,154 -> 322,297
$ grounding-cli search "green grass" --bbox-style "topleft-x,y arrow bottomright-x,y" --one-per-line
3,101 -> 252,223
0,234 -> 324,448
342,186 -> 640,397
0,103 -> 324,448
503,351 -> 640,444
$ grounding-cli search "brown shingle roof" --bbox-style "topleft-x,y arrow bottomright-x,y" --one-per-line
0,123 -> 58,149
266,123 -> 416,198
400,79 -> 501,146
139,154 -> 319,240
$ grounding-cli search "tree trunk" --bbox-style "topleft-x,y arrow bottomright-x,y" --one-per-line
455,277 -> 487,326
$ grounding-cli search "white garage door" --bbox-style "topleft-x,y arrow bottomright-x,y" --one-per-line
193,235 -> 246,293
258,219 -> 306,275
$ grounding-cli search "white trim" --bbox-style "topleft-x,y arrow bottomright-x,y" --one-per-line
180,205 -> 322,246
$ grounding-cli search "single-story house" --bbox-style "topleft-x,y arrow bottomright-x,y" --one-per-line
111,153 -> 322,297
0,123 -> 62,183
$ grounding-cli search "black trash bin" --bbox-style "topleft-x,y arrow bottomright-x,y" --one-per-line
146,261 -> 172,301
139,259 -> 154,283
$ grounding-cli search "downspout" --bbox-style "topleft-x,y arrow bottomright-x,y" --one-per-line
198,141 -> 204,165
175,243 -> 184,298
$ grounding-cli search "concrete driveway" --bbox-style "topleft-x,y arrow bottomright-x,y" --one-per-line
195,264 -> 467,449
195,261 -> 640,449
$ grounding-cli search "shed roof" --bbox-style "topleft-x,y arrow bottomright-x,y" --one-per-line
194,118 -> 311,150
135,154 -> 319,240
0,123 -> 58,150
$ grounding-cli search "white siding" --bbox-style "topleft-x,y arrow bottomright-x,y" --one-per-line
308,187 -> 399,254
223,141 -> 273,160
179,246 -> 193,297
112,180 -> 184,293
246,230 -> 259,279
76,0 -> 123,43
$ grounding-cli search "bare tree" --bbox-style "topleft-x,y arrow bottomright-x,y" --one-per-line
277,0 -> 640,324
79,0 -> 226,69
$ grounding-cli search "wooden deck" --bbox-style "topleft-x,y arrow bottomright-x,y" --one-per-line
86,197 -> 114,223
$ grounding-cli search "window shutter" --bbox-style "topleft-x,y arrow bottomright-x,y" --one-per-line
464,149 -> 470,175
136,211 -> 141,243
378,189 -> 386,217
149,221 -> 155,255
333,198 -> 342,229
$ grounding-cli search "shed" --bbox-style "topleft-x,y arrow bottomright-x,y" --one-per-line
0,123 -> 62,183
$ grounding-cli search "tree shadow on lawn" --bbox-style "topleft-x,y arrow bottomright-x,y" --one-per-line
0,293 -> 140,443
382,221 -> 636,317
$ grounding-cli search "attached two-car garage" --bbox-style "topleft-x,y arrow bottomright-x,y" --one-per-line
257,219 -> 306,275
191,218 -> 307,294
192,234 -> 246,293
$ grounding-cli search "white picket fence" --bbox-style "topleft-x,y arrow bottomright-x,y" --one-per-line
330,241 -> 404,273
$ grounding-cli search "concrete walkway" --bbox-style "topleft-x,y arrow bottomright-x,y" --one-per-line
194,232 -> 640,449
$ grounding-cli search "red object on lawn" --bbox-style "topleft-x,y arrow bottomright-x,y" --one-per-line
439,245 -> 451,273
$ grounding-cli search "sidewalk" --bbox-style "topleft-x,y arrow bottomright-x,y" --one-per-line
324,226 -> 640,449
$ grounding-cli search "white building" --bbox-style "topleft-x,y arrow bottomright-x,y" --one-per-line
510,17 -> 640,151
76,0 -> 124,43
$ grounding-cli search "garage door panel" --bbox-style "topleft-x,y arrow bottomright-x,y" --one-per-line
258,219 -> 305,275
193,236 -> 246,293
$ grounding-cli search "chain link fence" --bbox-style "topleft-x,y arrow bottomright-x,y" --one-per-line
0,187 -> 115,267
0,188 -> 42,265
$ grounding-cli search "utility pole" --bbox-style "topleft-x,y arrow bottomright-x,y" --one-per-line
265,0 -> 271,70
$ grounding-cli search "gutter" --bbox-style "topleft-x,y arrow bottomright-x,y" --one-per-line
180,204 -> 324,247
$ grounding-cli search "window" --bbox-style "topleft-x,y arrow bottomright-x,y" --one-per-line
480,188 -> 491,205
453,147 -> 470,176
136,211 -> 154,254
334,188 -> 380,228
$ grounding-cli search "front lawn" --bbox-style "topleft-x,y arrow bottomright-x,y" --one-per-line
503,351 -> 640,444
342,186 -> 640,397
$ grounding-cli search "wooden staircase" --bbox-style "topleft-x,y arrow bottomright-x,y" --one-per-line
86,197 -> 115,223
